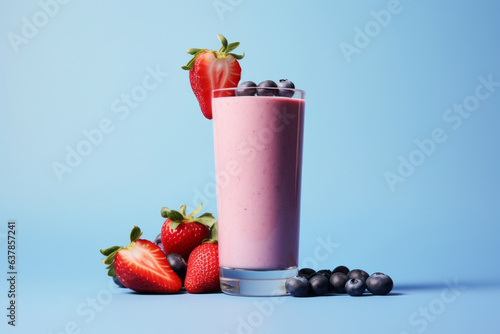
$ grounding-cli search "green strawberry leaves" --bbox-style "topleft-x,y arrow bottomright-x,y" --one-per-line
161,207 -> 170,218
160,203 -> 218,235
189,203 -> 203,217
195,213 -> 217,228
100,245 -> 120,256
167,210 -> 184,222
217,34 -> 228,51
182,34 -> 244,71
179,204 -> 187,216
130,225 -> 143,242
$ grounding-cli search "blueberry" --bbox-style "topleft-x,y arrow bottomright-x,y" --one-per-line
285,276 -> 310,297
298,268 -> 316,277
309,274 -> 329,296
316,269 -> 332,280
329,272 -> 348,293
256,80 -> 278,96
332,265 -> 350,275
345,278 -> 366,296
347,269 -> 369,283
277,79 -> 295,97
366,272 -> 394,295
153,233 -> 166,255
113,275 -> 126,288
166,253 -> 187,283
235,81 -> 257,96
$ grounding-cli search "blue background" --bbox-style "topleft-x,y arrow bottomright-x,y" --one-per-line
1,0 -> 500,333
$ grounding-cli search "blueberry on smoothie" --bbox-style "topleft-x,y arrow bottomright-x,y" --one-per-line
277,79 -> 295,97
166,253 -> 187,283
347,269 -> 369,282
286,276 -> 310,297
309,274 -> 329,296
235,81 -> 257,96
366,272 -> 393,295
329,272 -> 348,293
256,80 -> 278,96
332,265 -> 349,275
345,278 -> 366,296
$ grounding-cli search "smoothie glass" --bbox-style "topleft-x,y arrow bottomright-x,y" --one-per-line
212,87 -> 305,296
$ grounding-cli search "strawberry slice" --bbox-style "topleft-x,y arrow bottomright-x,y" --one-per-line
182,34 -> 244,119
100,226 -> 181,294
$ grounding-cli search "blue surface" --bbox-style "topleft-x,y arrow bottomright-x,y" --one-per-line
1,0 -> 500,333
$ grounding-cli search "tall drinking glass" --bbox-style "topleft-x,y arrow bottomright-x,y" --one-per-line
212,87 -> 305,296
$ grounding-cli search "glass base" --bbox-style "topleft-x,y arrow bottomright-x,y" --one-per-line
220,267 -> 298,297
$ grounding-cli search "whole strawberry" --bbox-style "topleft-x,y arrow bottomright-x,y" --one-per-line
185,241 -> 220,293
160,203 -> 216,261
100,226 -> 182,294
182,34 -> 244,119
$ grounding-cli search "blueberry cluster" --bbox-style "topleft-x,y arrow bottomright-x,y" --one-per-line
235,79 -> 295,97
285,266 -> 393,297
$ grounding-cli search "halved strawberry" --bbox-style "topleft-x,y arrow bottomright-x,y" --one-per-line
182,34 -> 244,119
100,226 -> 181,294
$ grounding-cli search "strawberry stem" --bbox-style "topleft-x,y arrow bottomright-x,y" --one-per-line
181,34 -> 244,71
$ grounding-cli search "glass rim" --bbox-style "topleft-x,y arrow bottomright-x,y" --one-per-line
212,86 -> 305,98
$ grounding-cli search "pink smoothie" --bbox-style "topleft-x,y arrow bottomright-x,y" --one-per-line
212,95 -> 305,270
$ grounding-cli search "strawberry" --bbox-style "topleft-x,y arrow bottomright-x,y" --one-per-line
160,203 -> 217,261
185,241 -> 220,294
182,34 -> 244,119
100,226 -> 181,294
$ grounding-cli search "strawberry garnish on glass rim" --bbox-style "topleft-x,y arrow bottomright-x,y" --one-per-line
182,34 -> 244,119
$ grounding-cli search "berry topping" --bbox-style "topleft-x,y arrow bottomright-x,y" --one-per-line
235,80 -> 257,96
256,80 -> 278,96
277,79 -> 295,97
182,34 -> 244,119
